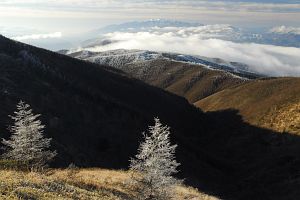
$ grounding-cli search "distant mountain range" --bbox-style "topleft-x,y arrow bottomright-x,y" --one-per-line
3,19 -> 300,52
83,19 -> 203,41
82,19 -> 300,48
92,19 -> 203,34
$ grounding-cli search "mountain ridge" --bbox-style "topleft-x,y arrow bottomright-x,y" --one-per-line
66,49 -> 259,103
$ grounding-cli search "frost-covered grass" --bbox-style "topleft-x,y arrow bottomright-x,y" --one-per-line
0,168 -> 219,200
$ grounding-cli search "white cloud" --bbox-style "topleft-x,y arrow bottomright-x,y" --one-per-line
149,24 -> 241,40
0,26 -> 38,37
83,28 -> 300,76
12,32 -> 62,40
270,26 -> 300,35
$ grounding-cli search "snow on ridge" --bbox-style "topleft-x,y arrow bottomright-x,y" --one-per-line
75,49 -> 163,69
69,49 -> 258,78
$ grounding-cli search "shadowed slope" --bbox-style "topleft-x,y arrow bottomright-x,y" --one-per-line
0,35 -> 208,171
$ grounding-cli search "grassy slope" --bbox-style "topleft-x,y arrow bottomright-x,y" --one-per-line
195,77 -> 300,134
125,59 -> 247,103
0,169 -> 218,200
75,55 -> 247,103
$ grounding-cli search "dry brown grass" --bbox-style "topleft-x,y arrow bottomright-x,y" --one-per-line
261,102 -> 300,134
123,59 -> 245,103
195,77 -> 300,134
0,168 -> 219,200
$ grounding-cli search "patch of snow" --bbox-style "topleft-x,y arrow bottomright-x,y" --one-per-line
69,49 -> 260,79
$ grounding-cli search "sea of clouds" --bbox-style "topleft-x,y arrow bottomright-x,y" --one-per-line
12,32 -> 62,40
83,26 -> 300,77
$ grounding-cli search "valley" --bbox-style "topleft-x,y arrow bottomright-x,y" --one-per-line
1,35 -> 300,199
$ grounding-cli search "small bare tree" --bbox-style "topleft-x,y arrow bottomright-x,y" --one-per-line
130,117 -> 180,200
2,101 -> 56,171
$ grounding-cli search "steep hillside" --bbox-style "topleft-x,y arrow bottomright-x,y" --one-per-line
68,50 -> 250,103
1,36 -> 300,199
196,77 -> 300,134
122,59 -> 246,103
0,169 -> 218,200
0,35 -> 210,180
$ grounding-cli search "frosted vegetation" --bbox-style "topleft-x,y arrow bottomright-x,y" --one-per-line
70,49 -> 256,78
130,118 -> 180,200
1,101 -> 56,171
0,101 -> 193,200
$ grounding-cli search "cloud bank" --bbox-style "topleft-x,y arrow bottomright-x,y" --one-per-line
270,26 -> 300,35
12,32 -> 62,40
84,27 -> 300,76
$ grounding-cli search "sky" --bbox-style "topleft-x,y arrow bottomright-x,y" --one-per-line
0,0 -> 300,76
1,0 -> 300,35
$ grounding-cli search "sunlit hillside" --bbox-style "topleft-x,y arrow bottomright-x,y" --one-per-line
0,169 -> 219,200
196,77 -> 300,134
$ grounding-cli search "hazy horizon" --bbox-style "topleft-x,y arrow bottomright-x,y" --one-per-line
1,0 -> 300,35
1,0 -> 300,76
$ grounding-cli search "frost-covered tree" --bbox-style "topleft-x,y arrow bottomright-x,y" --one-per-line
2,101 -> 56,171
130,117 -> 180,200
